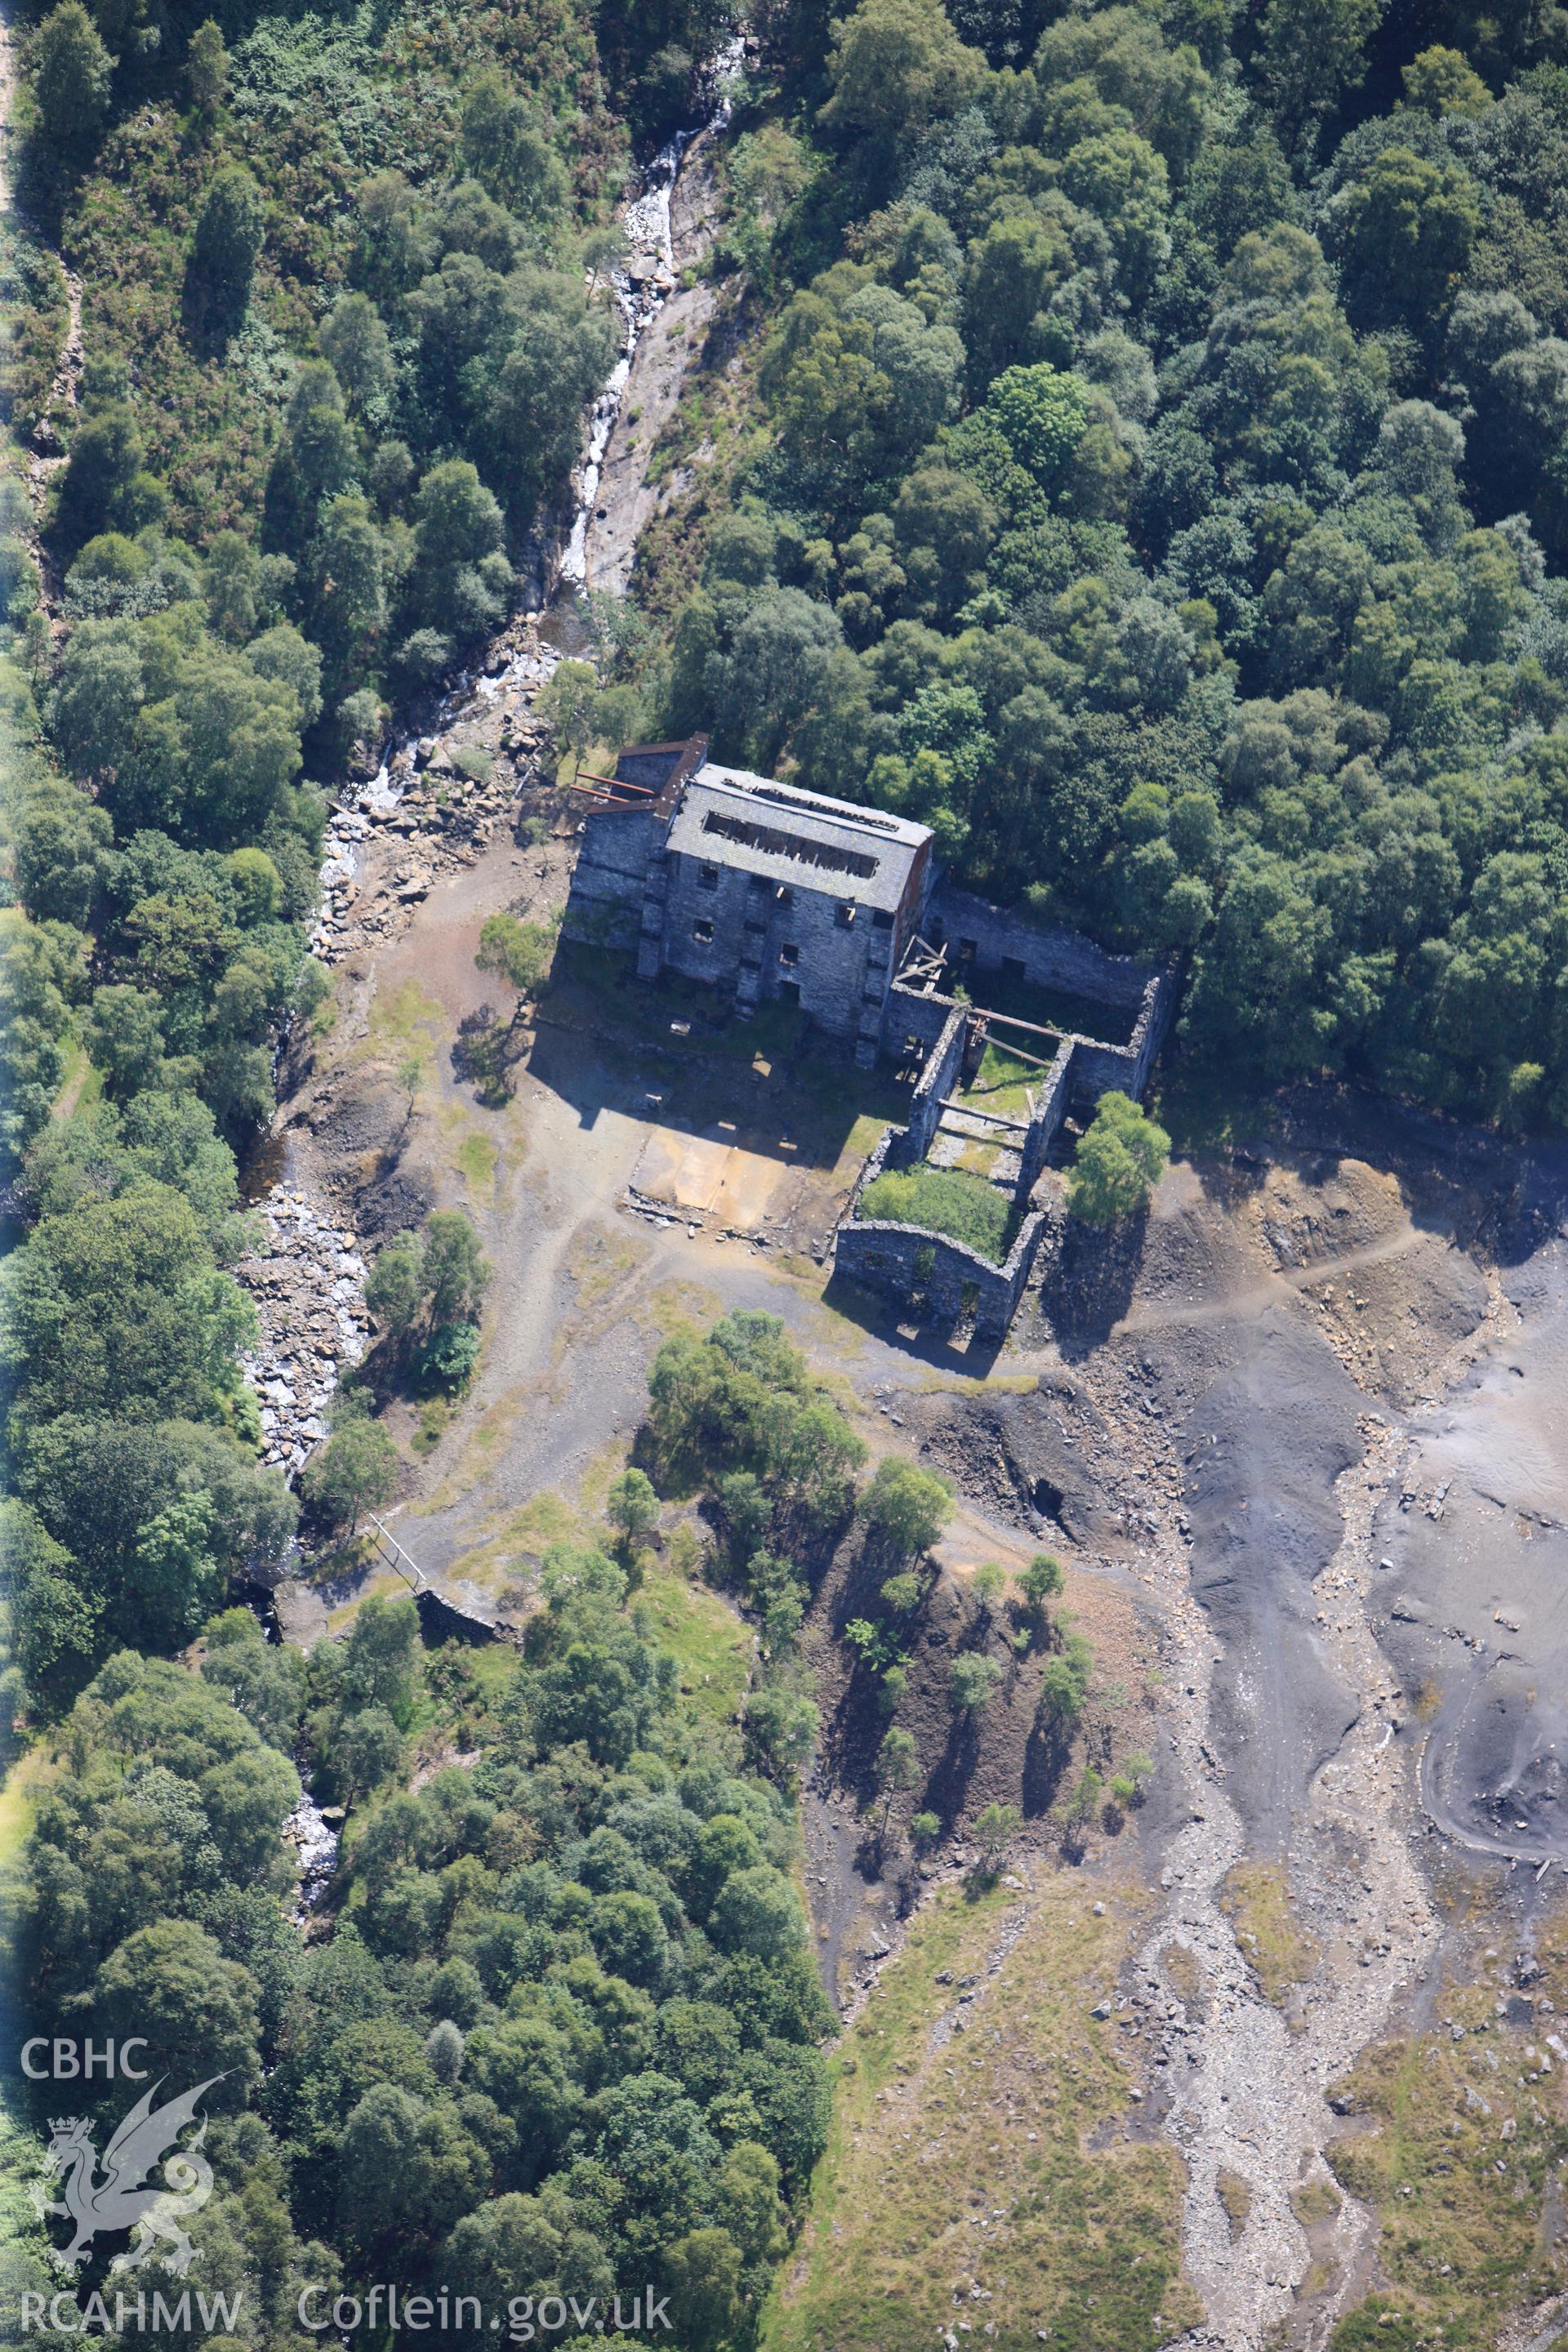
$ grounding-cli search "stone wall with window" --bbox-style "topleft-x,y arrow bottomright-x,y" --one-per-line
657,849 -> 899,1042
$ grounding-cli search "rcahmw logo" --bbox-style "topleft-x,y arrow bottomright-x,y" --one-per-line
20,2288 -> 243,2337
27,2071 -> 227,2278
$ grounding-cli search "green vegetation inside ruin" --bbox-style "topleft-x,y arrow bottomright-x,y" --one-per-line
860,1158 -> 1015,1261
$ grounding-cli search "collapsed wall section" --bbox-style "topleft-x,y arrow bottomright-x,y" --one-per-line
929,885 -> 1153,1013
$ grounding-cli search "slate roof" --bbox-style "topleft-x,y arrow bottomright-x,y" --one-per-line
664,761 -> 931,914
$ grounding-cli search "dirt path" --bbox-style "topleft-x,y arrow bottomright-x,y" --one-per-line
1114,1217 -> 1428,1336
241,79 -> 745,1501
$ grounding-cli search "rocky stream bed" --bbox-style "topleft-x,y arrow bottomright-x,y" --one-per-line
234,69 -> 739,1480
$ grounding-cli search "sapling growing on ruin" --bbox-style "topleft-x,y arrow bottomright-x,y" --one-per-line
1067,1093 -> 1171,1223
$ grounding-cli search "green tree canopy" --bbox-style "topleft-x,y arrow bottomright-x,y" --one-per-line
27,0 -> 113,158
858,1457 -> 953,1557
476,911 -> 558,1016
185,18 -> 228,113
302,1419 -> 399,1533
1067,1093 -> 1171,1223
948,1653 -> 1002,1717
192,166 -> 265,316
1,1179 -> 256,1428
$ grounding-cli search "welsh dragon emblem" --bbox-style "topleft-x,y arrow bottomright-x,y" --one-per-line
30,2076 -> 225,2276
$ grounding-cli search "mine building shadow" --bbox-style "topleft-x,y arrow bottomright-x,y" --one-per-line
820,1270 -> 1004,1375
1036,1212 -> 1147,1361
524,947 -> 912,1179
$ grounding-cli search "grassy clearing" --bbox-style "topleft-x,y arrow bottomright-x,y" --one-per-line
463,1642 -> 522,1702
411,1398 -> 453,1455
452,1128 -> 500,1194
841,1107 -> 902,1169
407,1490 -> 590,1596
637,1280 -> 728,1339
1219,1863 -> 1320,2008
1325,1959 -> 1568,2349
763,1880 -> 1199,2352
365,978 -> 448,1061
960,1044 -> 1040,1120
1292,2179 -> 1341,2226
0,1750 -> 51,1870
637,1558 -> 752,1734
860,1160 -> 1014,1263
50,1037 -> 104,1122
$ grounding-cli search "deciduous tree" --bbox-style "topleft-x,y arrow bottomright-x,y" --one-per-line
1067,1093 -> 1171,1223
302,1418 -> 398,1533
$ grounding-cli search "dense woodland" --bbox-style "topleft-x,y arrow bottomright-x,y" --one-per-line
1,1308 -> 906,2347
5,0 -> 1568,2343
616,0 -> 1568,1130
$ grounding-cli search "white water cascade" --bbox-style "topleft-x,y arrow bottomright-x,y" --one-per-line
560,38 -> 745,588
283,1785 -> 341,1923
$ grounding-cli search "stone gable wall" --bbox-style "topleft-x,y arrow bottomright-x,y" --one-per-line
561,807 -> 666,953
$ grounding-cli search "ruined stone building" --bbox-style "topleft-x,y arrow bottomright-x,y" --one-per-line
563,735 -> 1179,1343
562,736 -> 934,1065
